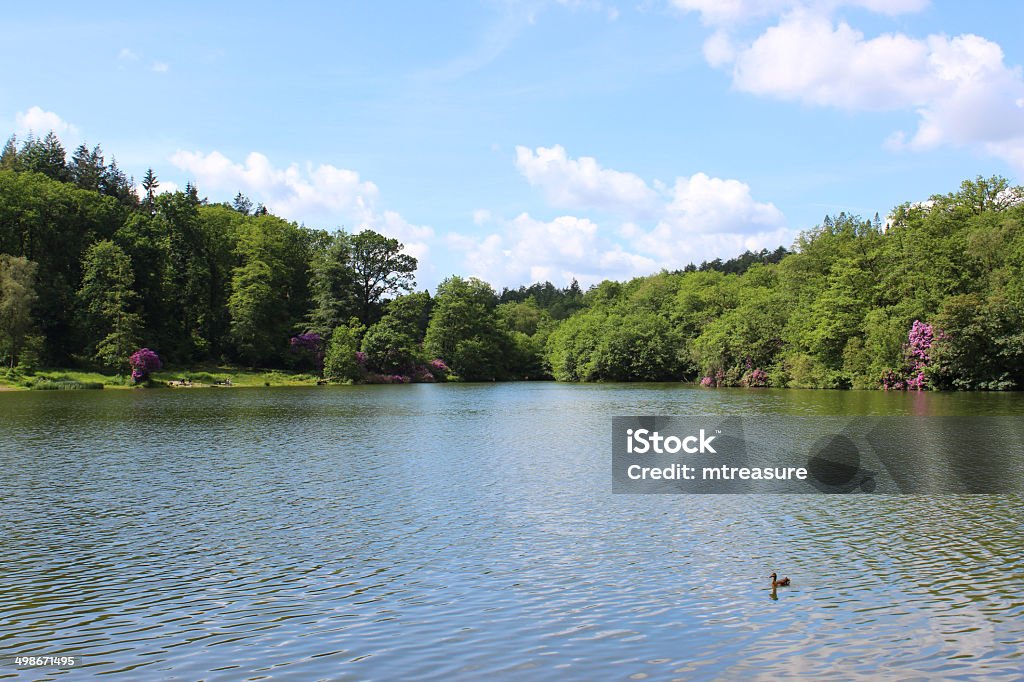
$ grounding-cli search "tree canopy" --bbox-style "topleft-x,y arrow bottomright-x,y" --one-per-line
0,130 -> 1021,391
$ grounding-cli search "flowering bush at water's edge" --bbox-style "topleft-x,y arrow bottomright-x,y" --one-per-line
359,358 -> 450,384
129,348 -> 162,384
289,333 -> 324,371
881,320 -> 939,391
696,321 -> 946,391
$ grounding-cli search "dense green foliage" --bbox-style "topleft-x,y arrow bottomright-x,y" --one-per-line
0,255 -> 39,368
1,130 -> 1021,389
0,133 -> 421,374
78,241 -> 141,370
323,320 -> 365,383
543,178 -> 1024,390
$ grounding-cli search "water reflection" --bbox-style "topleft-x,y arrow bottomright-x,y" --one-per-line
1,384 -> 1023,679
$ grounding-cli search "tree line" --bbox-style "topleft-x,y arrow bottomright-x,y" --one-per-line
1,131 -> 1022,389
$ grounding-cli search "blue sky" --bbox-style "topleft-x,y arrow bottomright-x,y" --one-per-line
4,1 -> 1023,289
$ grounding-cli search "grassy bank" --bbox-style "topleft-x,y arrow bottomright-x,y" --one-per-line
0,366 -> 323,391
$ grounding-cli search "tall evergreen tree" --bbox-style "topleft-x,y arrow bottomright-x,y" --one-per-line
21,131 -> 68,181
0,135 -> 20,171
142,168 -> 159,206
228,259 -> 277,365
305,231 -> 358,337
232,192 -> 254,215
0,255 -> 38,368
69,143 -> 106,192
101,157 -> 136,206
78,241 -> 141,370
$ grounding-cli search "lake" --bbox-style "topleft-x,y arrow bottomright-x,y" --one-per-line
2,384 -> 1023,680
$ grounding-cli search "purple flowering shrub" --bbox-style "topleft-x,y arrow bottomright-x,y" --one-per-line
699,370 -> 722,387
290,332 -> 320,353
744,368 -> 769,387
881,320 -> 938,391
700,365 -> 768,388
427,358 -> 450,380
289,332 -> 324,370
129,348 -> 162,383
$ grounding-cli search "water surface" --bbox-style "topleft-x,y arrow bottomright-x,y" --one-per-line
2,384 -> 1023,680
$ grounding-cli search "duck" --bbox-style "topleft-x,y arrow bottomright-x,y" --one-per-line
770,572 -> 790,587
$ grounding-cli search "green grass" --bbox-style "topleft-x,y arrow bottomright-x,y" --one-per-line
0,366 -> 322,390
30,378 -> 105,390
151,366 -> 321,387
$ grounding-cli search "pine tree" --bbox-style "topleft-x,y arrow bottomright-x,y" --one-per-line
78,241 -> 141,371
101,157 -> 137,206
69,143 -> 105,191
142,168 -> 159,207
23,131 -> 68,181
232,192 -> 253,215
184,181 -> 201,205
0,135 -> 20,171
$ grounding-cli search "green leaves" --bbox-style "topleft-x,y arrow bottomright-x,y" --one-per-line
350,230 -> 417,325
0,255 -> 38,368
424,277 -> 509,381
323,319 -> 365,383
78,241 -> 140,370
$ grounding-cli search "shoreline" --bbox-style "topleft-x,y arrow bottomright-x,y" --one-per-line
0,367 -> 324,392
2,369 -> 1023,393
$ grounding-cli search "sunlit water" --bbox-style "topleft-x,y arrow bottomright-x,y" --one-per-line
2,384 -> 1023,680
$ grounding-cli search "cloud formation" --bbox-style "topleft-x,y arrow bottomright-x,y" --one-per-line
514,145 -> 784,233
170,149 -> 433,259
515,144 -> 660,217
449,146 -> 789,287
675,1 -> 1024,173
15,106 -> 79,138
448,213 -> 659,288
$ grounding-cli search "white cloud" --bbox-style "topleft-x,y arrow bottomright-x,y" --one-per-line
677,2 -> 1024,174
661,172 -> 785,232
728,14 -> 990,113
14,106 -> 79,138
447,147 -> 788,286
170,149 -> 433,258
703,30 -> 737,68
514,145 -> 784,233
118,47 -> 139,61
616,172 -> 790,265
447,213 -> 658,288
515,144 -> 660,216
152,62 -> 170,73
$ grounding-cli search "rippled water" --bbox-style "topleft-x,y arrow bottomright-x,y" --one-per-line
2,384 -> 1023,680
